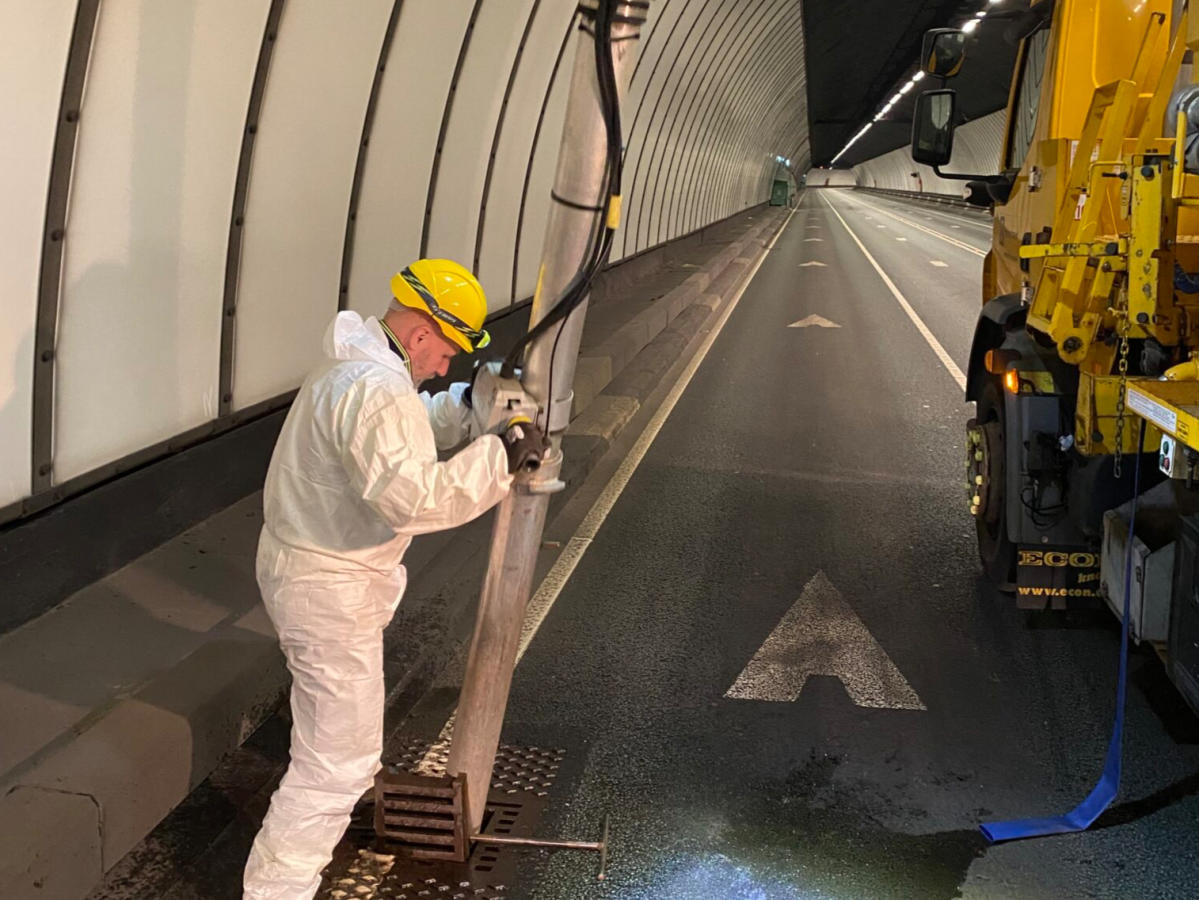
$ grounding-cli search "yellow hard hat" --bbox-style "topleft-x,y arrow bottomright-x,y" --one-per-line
390,259 -> 491,353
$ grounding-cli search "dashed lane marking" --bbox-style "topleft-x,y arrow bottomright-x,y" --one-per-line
725,570 -> 926,710
803,238 -> 823,242
821,192 -> 967,390
848,194 -> 986,257
798,261 -> 827,267
896,237 -> 907,242
930,260 -> 949,267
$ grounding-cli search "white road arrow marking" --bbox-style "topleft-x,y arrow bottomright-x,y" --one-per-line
788,315 -> 841,329
725,571 -> 925,710
799,261 -> 827,267
930,260 -> 948,267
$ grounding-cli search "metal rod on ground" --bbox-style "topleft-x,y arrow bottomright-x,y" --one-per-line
471,815 -> 610,880
446,0 -> 646,833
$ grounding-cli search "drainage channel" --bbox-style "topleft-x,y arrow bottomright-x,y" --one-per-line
321,741 -> 573,898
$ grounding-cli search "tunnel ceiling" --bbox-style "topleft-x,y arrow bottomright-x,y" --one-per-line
802,0 -> 1019,168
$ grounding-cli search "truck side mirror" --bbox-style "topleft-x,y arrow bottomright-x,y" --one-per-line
911,89 -> 957,167
922,28 -> 967,79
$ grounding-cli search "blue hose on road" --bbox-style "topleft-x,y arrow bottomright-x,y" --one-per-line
980,422 -> 1145,843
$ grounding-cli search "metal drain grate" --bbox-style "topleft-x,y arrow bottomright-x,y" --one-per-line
490,745 -> 563,796
374,771 -> 468,861
388,739 -> 563,796
323,795 -> 544,899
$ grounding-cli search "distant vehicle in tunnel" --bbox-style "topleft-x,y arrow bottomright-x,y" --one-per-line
912,0 -> 1199,718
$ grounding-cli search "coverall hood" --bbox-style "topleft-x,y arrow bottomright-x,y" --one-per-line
324,309 -> 409,375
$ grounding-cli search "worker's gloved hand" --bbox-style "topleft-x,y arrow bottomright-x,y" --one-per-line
501,416 -> 548,474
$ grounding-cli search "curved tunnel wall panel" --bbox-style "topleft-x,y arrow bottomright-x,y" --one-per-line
55,0 -> 269,481
676,0 -> 782,237
2,0 -> 812,518
624,0 -> 709,256
346,0 -> 478,319
0,0 -> 75,505
474,4 -> 576,308
232,0 -> 392,411
654,0 -> 749,247
851,110 -> 1006,194
425,0 -> 535,273
514,29 -> 579,302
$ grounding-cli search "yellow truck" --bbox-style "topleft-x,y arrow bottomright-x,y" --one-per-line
911,0 -> 1199,713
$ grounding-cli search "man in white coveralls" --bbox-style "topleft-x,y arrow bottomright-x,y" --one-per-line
243,259 -> 545,899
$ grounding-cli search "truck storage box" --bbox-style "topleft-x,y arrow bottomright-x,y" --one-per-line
1101,481 -> 1179,643
1169,514 -> 1199,713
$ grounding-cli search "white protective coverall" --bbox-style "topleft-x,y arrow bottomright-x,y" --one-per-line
243,311 -> 511,899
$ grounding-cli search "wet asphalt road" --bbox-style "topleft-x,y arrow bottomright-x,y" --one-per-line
423,190 -> 1199,899
94,190 -> 1199,899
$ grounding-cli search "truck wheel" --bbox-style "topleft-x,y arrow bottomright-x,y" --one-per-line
968,379 -> 1016,587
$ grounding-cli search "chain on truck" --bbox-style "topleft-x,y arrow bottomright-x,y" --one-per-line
909,0 -> 1199,716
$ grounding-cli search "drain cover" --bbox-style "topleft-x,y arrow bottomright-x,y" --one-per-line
322,743 -> 562,898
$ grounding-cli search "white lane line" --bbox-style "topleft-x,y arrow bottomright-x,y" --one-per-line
798,261 -> 827,267
850,194 -> 985,257
821,193 -> 967,390
419,207 -> 799,770
896,237 -> 907,242
725,570 -> 925,710
930,260 -> 949,267
870,194 -> 992,232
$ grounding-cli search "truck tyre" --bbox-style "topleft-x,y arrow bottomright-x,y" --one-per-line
970,378 -> 1016,587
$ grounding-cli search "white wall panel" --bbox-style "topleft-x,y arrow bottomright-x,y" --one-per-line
621,0 -> 696,257
852,110 -> 1005,194
806,167 -> 858,187
514,39 -> 578,300
425,0 -> 534,288
4,0 -> 813,514
232,0 -> 392,410
54,0 -> 270,482
0,0 -> 75,505
654,0 -> 740,246
640,0 -> 731,251
475,0 -> 578,305
347,0 -> 476,318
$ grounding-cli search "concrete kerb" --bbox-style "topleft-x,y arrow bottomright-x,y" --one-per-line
0,606 -> 286,900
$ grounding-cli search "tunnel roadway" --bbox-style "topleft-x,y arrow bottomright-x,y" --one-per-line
93,189 -> 1199,900
408,189 -> 1199,899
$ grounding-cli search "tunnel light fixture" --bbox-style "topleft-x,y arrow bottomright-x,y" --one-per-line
830,121 -> 874,165
828,1 -> 992,167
